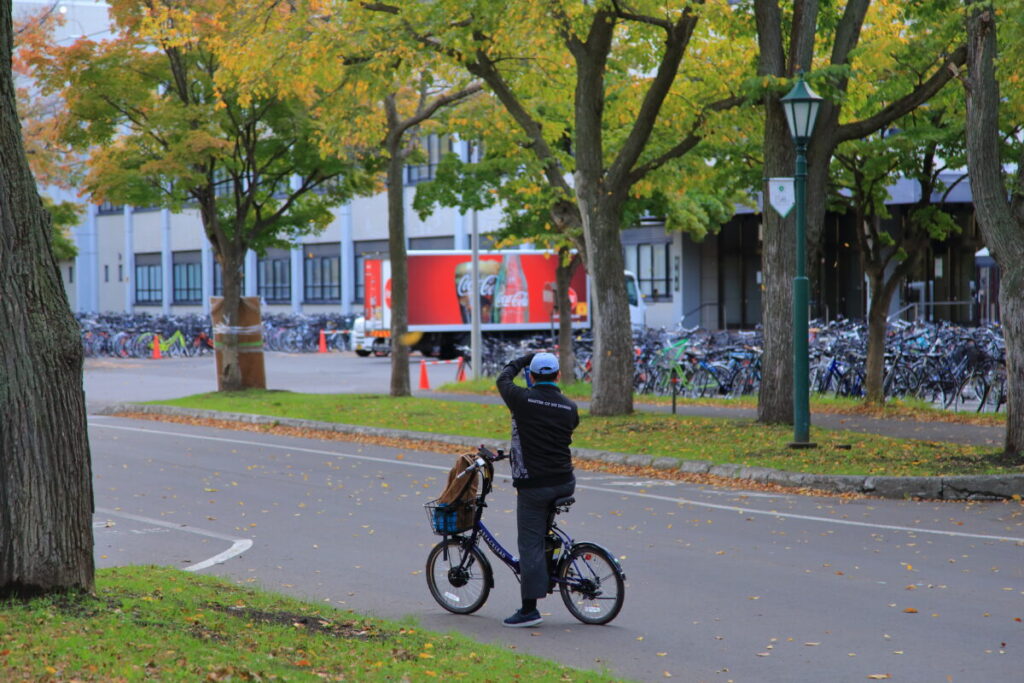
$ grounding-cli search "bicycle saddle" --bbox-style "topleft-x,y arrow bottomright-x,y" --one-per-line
552,496 -> 575,512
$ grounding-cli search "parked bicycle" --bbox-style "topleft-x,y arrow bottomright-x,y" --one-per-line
424,445 -> 625,625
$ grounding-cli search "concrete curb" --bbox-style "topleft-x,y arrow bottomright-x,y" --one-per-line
100,403 -> 1024,502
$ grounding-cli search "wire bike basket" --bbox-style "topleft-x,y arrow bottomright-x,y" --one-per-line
424,498 -> 476,536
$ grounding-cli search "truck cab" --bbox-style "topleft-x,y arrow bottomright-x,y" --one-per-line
625,270 -> 646,330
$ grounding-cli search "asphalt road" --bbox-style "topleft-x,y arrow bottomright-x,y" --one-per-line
83,353 -> 1021,680
86,408 -> 1024,682
83,351 -> 411,412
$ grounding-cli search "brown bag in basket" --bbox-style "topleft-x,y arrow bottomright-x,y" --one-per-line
437,453 -> 479,531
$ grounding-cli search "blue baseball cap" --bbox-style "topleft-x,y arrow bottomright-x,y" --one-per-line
529,352 -> 559,375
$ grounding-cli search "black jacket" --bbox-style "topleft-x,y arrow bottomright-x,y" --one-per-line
496,354 -> 579,489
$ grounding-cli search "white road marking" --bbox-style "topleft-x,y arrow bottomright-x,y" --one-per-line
95,507 -> 253,572
600,479 -> 785,499
90,420 -> 1024,545
576,484 -> 1024,544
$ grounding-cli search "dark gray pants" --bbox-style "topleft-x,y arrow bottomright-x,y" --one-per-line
516,480 -> 576,601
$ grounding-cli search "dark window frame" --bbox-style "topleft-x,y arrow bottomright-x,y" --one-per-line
172,251 -> 202,304
134,253 -> 162,304
303,243 -> 341,303
624,242 -> 671,301
257,249 -> 292,303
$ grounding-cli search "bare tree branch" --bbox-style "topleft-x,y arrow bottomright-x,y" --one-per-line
835,45 -> 967,144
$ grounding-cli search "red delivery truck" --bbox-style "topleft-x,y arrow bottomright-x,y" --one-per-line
353,250 -> 644,358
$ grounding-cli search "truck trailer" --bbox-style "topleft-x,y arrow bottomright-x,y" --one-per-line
351,250 -> 644,358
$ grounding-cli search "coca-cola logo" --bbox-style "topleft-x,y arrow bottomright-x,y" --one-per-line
457,274 -> 498,297
496,290 -> 529,308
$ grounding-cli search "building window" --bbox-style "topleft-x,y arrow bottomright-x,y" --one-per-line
353,240 -> 388,304
172,251 -> 202,304
258,248 -> 291,303
409,236 -> 455,250
97,200 -> 124,214
104,265 -> 109,283
118,264 -> 123,282
624,242 -> 670,301
406,133 -> 458,185
135,253 -> 162,304
303,243 -> 341,302
68,265 -> 73,284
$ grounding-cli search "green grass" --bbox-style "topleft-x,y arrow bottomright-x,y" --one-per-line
437,378 -> 1007,425
149,389 -> 1020,477
0,567 -> 622,682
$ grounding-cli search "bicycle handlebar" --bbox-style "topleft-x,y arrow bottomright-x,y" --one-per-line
455,445 -> 507,479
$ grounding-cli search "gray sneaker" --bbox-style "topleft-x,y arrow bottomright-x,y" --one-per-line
502,609 -> 543,628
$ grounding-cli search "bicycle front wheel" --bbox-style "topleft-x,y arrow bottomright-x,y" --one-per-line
558,543 -> 624,625
426,538 -> 492,615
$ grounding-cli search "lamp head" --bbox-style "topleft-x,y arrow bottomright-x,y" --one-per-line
780,74 -> 823,145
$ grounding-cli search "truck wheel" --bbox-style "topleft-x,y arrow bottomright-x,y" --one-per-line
438,341 -> 459,360
355,349 -> 371,357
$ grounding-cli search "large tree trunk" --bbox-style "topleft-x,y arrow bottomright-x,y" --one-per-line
215,245 -> 246,391
861,225 -> 922,407
386,141 -> 411,397
756,114 -> 797,424
863,270 -> 888,405
965,2 -> 1024,458
555,249 -> 579,385
580,192 -> 634,415
572,17 -> 633,417
0,4 -> 94,596
754,0 -> 816,424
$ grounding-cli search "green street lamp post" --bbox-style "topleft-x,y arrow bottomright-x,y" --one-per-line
780,74 -> 822,448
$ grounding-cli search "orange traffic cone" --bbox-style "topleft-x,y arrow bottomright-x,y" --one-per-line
419,360 -> 431,390
455,357 -> 467,383
318,329 -> 328,353
152,334 -> 162,360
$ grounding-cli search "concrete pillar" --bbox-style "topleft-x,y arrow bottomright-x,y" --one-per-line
244,249 -> 258,298
453,139 -> 471,250
73,204 -> 100,313
123,205 -> 134,314
340,203 -> 354,314
161,209 -> 172,314
291,245 -> 303,313
201,235 -> 213,315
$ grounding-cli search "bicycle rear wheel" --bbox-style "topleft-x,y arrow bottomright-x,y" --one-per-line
558,543 -> 624,625
426,538 -> 492,615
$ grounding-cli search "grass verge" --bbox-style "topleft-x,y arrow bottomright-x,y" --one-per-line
436,378 -> 1007,427
150,390 -> 1020,477
0,566 -> 620,682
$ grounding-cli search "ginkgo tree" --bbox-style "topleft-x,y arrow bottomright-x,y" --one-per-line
213,1 -> 482,396
413,110 -> 742,383
29,0 -> 376,391
413,138 -> 588,380
366,0 -> 754,416
751,0 -> 967,424
830,101 -> 966,405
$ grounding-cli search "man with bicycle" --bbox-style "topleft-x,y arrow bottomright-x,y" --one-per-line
496,352 -> 579,627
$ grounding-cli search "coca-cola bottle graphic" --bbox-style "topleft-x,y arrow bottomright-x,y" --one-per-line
455,260 -> 500,323
493,253 -> 529,323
